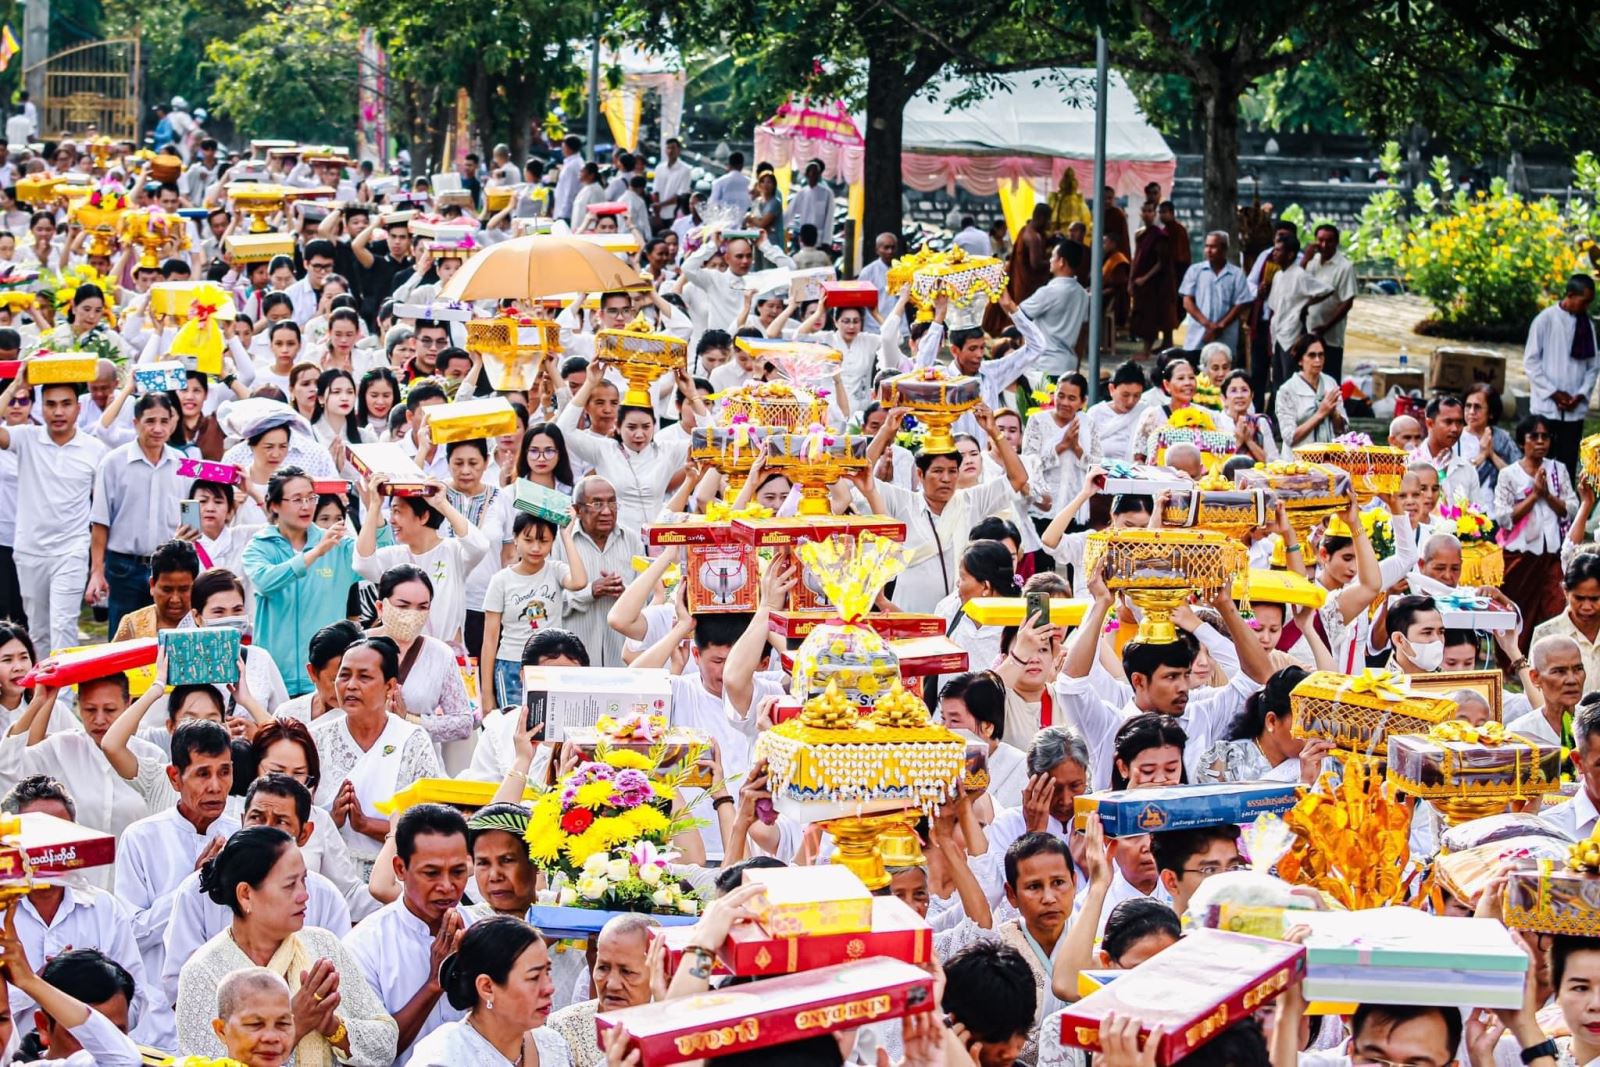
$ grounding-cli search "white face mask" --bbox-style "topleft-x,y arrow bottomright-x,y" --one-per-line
203,615 -> 251,638
1404,637 -> 1444,673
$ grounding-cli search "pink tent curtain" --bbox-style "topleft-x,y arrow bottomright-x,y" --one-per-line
899,154 -> 1176,200
754,97 -> 866,185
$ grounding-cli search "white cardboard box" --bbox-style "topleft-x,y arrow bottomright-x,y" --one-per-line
521,666 -> 672,742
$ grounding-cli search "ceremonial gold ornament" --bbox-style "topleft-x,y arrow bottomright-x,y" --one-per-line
1293,443 -> 1408,502
762,430 -> 869,516
691,424 -> 768,498
1277,758 -> 1417,911
465,314 -> 561,392
1460,540 -> 1505,587
878,368 -> 981,455
1385,721 -> 1561,827
1161,477 -> 1273,540
594,315 -> 688,408
715,380 -> 830,431
226,183 -> 295,233
821,809 -> 924,890
1582,434 -> 1600,493
1082,528 -> 1249,643
121,210 -> 184,271
1234,461 -> 1352,543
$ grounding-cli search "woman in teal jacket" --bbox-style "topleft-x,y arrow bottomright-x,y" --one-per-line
243,465 -> 362,696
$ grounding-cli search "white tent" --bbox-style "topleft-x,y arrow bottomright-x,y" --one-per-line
880,67 -> 1176,200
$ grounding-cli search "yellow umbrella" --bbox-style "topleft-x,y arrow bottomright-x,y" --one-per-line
439,234 -> 646,302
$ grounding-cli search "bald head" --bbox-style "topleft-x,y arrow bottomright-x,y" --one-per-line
1389,415 -> 1422,452
1166,442 -> 1204,478
1531,634 -> 1586,713
216,967 -> 290,1021
1420,533 -> 1464,587
1447,689 -> 1492,727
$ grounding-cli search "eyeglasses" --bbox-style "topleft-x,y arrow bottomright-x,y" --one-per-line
1178,861 -> 1251,877
307,261 -> 334,271
580,500 -> 618,512
527,447 -> 560,459
7,395 -> 29,407
1526,432 -> 1551,440
281,494 -> 318,507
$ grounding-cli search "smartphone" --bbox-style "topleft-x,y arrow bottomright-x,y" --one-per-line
180,499 -> 202,531
1025,590 -> 1051,629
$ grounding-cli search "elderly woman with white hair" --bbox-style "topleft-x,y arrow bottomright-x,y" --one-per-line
211,967 -> 297,1067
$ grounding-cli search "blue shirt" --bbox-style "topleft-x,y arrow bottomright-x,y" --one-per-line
242,522 -> 361,696
1178,260 -> 1252,353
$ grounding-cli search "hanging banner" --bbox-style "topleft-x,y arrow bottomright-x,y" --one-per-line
355,28 -> 389,166
600,87 -> 642,152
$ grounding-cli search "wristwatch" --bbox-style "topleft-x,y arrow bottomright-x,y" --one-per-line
1521,1038 -> 1559,1064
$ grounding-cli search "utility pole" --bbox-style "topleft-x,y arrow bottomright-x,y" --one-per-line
1086,31 -> 1109,402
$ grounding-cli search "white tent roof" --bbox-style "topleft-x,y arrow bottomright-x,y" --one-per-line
883,67 -> 1173,163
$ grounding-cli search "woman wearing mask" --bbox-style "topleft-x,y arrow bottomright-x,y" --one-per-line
559,362 -> 692,531
407,916 -> 567,1067
176,826 -> 397,1064
362,564 -> 474,752
308,638 -> 441,873
243,466 -> 362,698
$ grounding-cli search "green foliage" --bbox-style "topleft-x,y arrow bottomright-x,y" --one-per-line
204,1 -> 358,142
1356,143 -> 1587,329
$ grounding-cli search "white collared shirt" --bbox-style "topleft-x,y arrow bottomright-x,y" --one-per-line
787,182 -> 835,239
1525,302 -> 1600,421
89,441 -> 188,557
343,898 -> 478,1066
9,885 -> 147,1041
651,159 -> 693,220
5,424 -> 108,554
554,405 -> 691,532
1543,787 -> 1600,841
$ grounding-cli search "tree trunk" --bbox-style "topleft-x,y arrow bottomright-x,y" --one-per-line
1199,70 -> 1244,237
861,49 -> 910,268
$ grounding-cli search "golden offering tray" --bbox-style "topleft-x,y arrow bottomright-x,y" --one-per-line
464,314 -> 561,392
15,174 -> 62,208
878,368 -> 981,454
1293,442 -> 1408,502
691,424 -> 769,495
763,432 -> 869,516
594,316 -> 688,408
1161,478 -> 1273,540
1083,528 -> 1248,643
121,210 -> 186,270
226,183 -> 297,233
715,381 -> 830,431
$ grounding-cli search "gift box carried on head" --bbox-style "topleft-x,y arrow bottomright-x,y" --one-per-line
158,627 -> 242,686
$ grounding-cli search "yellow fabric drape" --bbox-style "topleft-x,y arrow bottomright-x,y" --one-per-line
998,177 -> 1037,240
847,181 -> 865,269
600,89 -> 642,152
774,165 -> 792,200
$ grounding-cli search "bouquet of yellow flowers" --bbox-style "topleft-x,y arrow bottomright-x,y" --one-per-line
1328,506 -> 1396,559
1193,375 -> 1224,411
524,743 -> 705,897
1437,495 -> 1496,544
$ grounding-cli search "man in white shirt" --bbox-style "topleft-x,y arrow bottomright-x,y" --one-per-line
160,776 -> 352,1005
343,803 -> 475,1066
1018,240 -> 1089,376
570,162 -> 607,226
87,394 -> 187,638
858,232 -> 899,325
553,135 -> 585,222
1178,230 -> 1252,356
0,369 -> 109,655
952,216 -> 992,257
707,151 -> 751,217
651,137 -> 693,230
114,721 -> 239,1048
1524,274 -> 1598,480
1302,223 -> 1359,381
556,477 -> 643,668
1,775 -> 148,1046
1263,234 -> 1334,388
681,229 -> 795,331
1407,394 -> 1480,507
1055,574 -> 1272,790
1544,686 -> 1600,840
785,160 -> 834,250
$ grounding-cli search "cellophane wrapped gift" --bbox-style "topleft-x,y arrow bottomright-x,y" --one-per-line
788,533 -> 909,705
1233,460 -> 1352,508
745,865 -> 873,937
513,478 -> 573,527
425,396 -> 520,444
1504,836 -> 1600,937
1387,722 -> 1562,802
1289,668 -> 1456,751
1438,836 -> 1571,907
1072,783 -> 1300,838
597,958 -> 936,1066
1057,929 -> 1306,1067
1294,436 -> 1408,498
158,626 -> 241,685
1295,908 -> 1527,1007
133,360 -> 187,393
1443,813 -> 1575,851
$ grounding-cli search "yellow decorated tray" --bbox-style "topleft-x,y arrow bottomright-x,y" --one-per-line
963,597 -> 1089,627
1231,569 -> 1328,609
378,777 -> 536,815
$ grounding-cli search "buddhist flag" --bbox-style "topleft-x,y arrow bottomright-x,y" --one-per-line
0,27 -> 18,73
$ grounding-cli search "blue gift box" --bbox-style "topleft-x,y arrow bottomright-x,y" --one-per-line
133,361 -> 187,394
157,627 -> 242,686
1072,782 -> 1300,837
513,479 -> 573,527
526,905 -> 698,940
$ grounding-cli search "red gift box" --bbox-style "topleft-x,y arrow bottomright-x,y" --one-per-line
653,898 -> 932,978
597,957 -> 936,1066
313,479 -> 350,495
1057,930 -> 1306,1067
821,280 -> 880,309
651,925 -> 734,979
729,515 -> 907,548
587,201 -> 629,216
645,519 -> 736,548
0,812 -> 115,878
21,638 -> 157,688
768,610 -> 947,642
177,458 -> 244,486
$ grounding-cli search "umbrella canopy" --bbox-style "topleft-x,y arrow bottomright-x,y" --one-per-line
439,235 -> 645,302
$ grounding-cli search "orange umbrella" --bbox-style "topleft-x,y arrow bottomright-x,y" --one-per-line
439,234 -> 646,302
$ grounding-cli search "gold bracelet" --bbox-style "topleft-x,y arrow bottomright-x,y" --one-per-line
507,768 -> 528,783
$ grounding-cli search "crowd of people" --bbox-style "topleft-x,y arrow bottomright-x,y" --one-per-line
0,128 -> 1581,1067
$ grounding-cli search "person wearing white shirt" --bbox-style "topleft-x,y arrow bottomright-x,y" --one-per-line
785,162 -> 835,248
1054,582 -> 1271,791
0,373 -> 108,655
682,229 -> 796,332
1080,362 -> 1148,465
1494,420 -> 1577,626
1022,375 -> 1091,528
1018,242 -> 1090,376
1177,231 -> 1252,356
113,720 -> 240,1049
1407,395 -> 1483,508
552,137 -> 585,222
707,152 -> 752,216
910,294 -> 1046,440
858,232 -> 899,324
1302,226 -> 1359,381
1525,276 -> 1600,479
6,950 -> 145,1067
342,804 -> 478,1066
160,777 -> 353,1004
569,163 -> 607,226
859,410 -> 1031,615
353,479 -> 491,647
1263,236 -> 1334,385
651,139 -> 693,227
951,217 -> 992,258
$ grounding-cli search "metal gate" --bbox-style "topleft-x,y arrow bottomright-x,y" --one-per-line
23,35 -> 141,142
